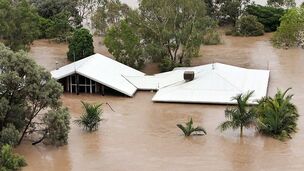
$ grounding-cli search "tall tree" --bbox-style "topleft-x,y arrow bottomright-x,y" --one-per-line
215,0 -> 251,26
272,7 -> 304,48
104,0 -> 219,71
218,91 -> 256,137
0,0 -> 40,51
91,0 -> 130,35
104,20 -> 145,69
0,43 -> 70,145
267,0 -> 296,8
67,28 -> 94,61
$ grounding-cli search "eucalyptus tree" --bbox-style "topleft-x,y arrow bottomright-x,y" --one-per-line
218,91 -> 256,137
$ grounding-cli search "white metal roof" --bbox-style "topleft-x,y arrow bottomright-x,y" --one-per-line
126,63 -> 270,104
51,53 -> 144,96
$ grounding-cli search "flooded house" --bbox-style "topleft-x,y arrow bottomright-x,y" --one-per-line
51,54 -> 270,104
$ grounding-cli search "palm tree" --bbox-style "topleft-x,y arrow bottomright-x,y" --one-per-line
74,101 -> 102,132
177,117 -> 207,136
218,91 -> 256,137
256,88 -> 299,140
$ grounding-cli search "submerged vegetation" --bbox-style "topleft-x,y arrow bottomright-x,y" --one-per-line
0,144 -> 27,171
218,91 -> 256,137
177,118 -> 207,136
218,89 -> 299,140
256,88 -> 299,140
74,101 -> 103,132
272,6 -> 304,49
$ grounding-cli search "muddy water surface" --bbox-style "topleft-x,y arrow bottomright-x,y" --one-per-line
17,33 -> 304,171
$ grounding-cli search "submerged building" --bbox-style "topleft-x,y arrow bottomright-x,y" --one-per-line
50,53 -> 144,96
51,54 -> 270,104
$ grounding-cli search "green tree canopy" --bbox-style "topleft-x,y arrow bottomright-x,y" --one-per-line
104,20 -> 145,69
235,15 -> 264,36
246,5 -> 285,32
0,43 -> 70,146
272,7 -> 304,48
67,28 -> 94,61
267,0 -> 296,8
0,0 -> 40,51
104,0 -> 219,71
91,0 -> 130,35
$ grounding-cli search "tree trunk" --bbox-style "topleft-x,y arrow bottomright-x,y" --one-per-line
18,118 -> 33,145
240,125 -> 243,137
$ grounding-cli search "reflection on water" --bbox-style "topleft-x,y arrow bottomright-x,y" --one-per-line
17,33 -> 304,171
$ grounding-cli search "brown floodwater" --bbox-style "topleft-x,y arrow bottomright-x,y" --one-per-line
16,33 -> 304,171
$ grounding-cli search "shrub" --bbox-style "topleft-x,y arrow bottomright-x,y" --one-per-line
0,145 -> 26,171
246,5 -> 285,32
203,30 -> 221,45
67,28 -> 94,61
0,124 -> 19,147
74,101 -> 102,132
256,88 -> 299,140
177,118 -> 206,136
235,15 -> 264,36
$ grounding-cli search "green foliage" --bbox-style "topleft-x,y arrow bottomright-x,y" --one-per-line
0,145 -> 26,171
256,88 -> 299,140
91,0 -> 130,35
215,0 -> 250,26
218,91 -> 256,137
104,20 -> 145,69
43,107 -> 71,146
74,101 -> 103,132
104,0 -> 219,71
0,0 -> 40,51
267,0 -> 296,8
177,118 -> 207,136
67,28 -> 94,61
246,5 -> 285,32
0,124 -> 19,147
272,7 -> 304,48
203,29 -> 222,45
235,15 -> 264,36
31,0 -> 81,26
0,43 -> 66,145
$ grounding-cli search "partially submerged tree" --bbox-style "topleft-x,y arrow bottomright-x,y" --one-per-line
218,91 -> 256,137
74,101 -> 103,132
67,28 -> 94,61
104,20 -> 145,69
0,0 -> 40,51
235,15 -> 264,36
0,43 -> 70,145
104,0 -> 219,71
246,5 -> 286,32
272,7 -> 304,48
177,118 -> 207,136
256,88 -> 299,140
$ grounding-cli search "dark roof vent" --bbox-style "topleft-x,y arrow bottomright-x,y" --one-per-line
184,71 -> 194,81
